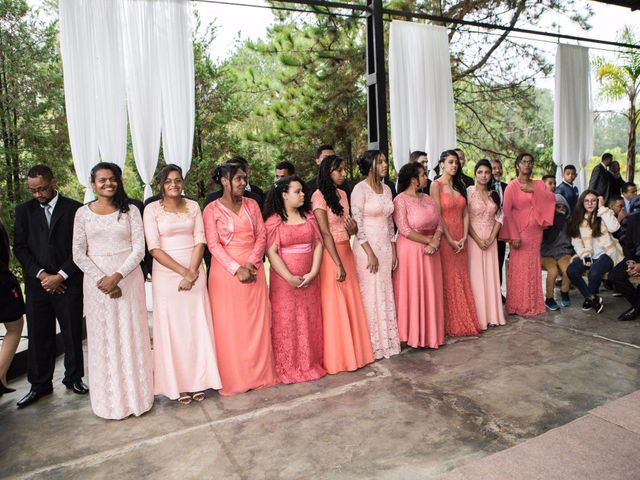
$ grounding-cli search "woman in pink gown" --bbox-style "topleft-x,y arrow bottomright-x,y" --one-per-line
431,150 -> 481,337
467,160 -> 506,330
351,150 -> 400,360
72,162 -> 153,420
203,162 -> 278,396
264,176 -> 326,384
499,153 -> 555,316
143,165 -> 222,404
312,155 -> 374,374
393,162 -> 445,348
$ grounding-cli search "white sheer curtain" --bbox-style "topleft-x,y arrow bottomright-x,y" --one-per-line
553,44 -> 593,191
389,21 -> 457,175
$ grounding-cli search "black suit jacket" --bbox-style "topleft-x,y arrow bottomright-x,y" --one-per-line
588,164 -> 612,201
14,195 -> 83,294
623,213 -> 640,261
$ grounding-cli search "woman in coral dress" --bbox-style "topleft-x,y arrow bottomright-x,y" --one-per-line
499,153 -> 555,316
351,150 -> 400,360
72,162 -> 153,420
467,160 -> 506,330
203,162 -> 277,396
393,162 -> 445,348
431,150 -> 481,337
143,165 -> 222,404
312,155 -> 374,374
264,176 -> 326,384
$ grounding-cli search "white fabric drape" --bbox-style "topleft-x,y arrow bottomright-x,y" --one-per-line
553,44 -> 593,191
389,21 -> 457,175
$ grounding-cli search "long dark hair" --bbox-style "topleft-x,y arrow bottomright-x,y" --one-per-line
318,154 -> 345,216
568,189 -> 603,239
212,162 -> 245,193
263,175 -> 310,221
439,150 -> 467,201
397,162 -> 422,194
156,164 -> 183,199
90,162 -> 130,216
357,149 -> 383,182
474,159 -> 501,211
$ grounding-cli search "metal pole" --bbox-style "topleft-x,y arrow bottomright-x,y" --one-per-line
365,0 -> 388,158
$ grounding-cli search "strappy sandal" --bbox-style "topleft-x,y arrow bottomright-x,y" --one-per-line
178,394 -> 192,405
191,392 -> 205,402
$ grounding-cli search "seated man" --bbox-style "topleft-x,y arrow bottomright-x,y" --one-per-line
541,195 -> 573,310
622,182 -> 638,213
608,196 -> 626,226
610,212 -> 640,321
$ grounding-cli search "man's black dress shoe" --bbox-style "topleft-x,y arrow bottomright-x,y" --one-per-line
16,390 -> 53,409
618,307 -> 640,322
65,381 -> 89,395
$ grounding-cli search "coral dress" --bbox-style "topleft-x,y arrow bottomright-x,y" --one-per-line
393,192 -> 445,348
72,206 -> 153,420
467,187 -> 506,330
203,198 -> 278,396
499,180 -> 555,316
351,181 -> 400,359
435,180 -> 481,337
143,200 -> 222,399
265,215 -> 326,384
311,189 -> 374,374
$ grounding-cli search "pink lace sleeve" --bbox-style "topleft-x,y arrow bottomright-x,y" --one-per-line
385,185 -> 395,242
265,214 -> 282,251
203,204 -> 241,276
393,195 -> 411,237
498,182 -> 518,241
72,208 -> 106,282
350,182 -> 367,243
247,199 -> 266,266
115,208 -> 145,278
142,202 -> 160,251
191,201 -> 206,245
308,215 -> 323,245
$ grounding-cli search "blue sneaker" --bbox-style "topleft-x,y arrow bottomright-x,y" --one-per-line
560,292 -> 570,307
545,298 -> 561,311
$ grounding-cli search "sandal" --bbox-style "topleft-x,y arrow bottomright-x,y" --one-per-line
191,392 -> 205,402
177,394 -> 192,405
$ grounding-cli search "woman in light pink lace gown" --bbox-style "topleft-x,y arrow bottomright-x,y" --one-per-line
351,151 -> 400,359
72,163 -> 153,420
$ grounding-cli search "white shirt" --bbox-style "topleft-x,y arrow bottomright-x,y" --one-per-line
37,191 -> 68,280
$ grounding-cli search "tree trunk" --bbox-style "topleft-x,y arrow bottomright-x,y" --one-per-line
627,95 -> 636,184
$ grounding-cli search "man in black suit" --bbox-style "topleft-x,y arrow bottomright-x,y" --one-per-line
588,152 -> 614,203
610,212 -> 640,321
409,150 -> 432,195
455,148 -> 475,188
491,159 -> 508,297
13,165 -> 87,408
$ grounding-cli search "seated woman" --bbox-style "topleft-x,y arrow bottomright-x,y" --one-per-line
567,190 -> 624,314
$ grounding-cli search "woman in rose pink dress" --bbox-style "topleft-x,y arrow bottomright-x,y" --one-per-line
431,150 -> 481,337
393,162 -> 445,349
351,150 -> 400,360
143,165 -> 222,404
264,176 -> 326,384
467,159 -> 506,330
203,162 -> 278,396
72,162 -> 153,420
499,153 -> 555,316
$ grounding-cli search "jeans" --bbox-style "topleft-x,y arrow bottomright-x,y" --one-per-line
567,254 -> 614,299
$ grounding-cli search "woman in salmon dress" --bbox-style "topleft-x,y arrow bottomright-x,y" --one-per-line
499,153 -> 555,316
467,160 -> 506,330
143,165 -> 222,403
203,162 -> 277,396
393,162 -> 445,348
351,150 -> 400,360
312,155 -> 374,374
431,150 -> 481,337
264,176 -> 326,384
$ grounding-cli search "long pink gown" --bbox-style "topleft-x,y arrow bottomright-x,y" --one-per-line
435,179 -> 481,337
72,206 -> 153,420
203,198 -> 278,396
351,181 -> 400,359
392,192 -> 445,349
467,186 -> 506,330
499,179 -> 555,316
265,214 -> 326,384
143,200 -> 222,399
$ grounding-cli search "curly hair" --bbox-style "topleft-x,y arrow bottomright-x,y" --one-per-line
318,155 -> 345,216
263,175 -> 310,221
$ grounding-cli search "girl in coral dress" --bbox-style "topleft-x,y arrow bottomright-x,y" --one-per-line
431,150 -> 481,337
312,155 -> 374,374
264,176 -> 326,384
203,162 -> 278,396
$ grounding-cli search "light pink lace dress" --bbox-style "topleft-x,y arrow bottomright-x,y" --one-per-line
351,181 -> 400,359
72,206 -> 153,420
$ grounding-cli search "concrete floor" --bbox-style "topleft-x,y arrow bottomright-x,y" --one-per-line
1,291 -> 640,480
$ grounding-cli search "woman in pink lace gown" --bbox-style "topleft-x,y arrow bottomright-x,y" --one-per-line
203,163 -> 278,396
499,153 -> 555,316
431,150 -> 481,337
264,176 -> 326,384
72,162 -> 153,420
351,150 -> 400,359
393,162 -> 445,348
467,160 -> 506,330
143,165 -> 222,403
